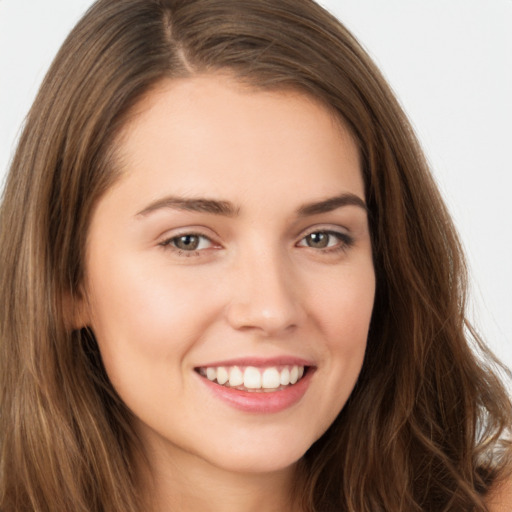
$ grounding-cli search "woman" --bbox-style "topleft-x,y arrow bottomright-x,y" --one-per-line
0,0 -> 510,510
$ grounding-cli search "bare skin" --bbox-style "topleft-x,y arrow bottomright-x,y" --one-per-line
487,473 -> 512,512
139,446 -> 298,512
79,74 -> 374,511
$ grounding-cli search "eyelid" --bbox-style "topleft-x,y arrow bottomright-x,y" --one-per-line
165,234 -> 212,249
296,230 -> 347,245
157,225 -> 218,243
297,224 -> 350,240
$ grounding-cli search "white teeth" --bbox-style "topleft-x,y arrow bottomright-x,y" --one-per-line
280,367 -> 290,386
229,367 -> 244,387
290,366 -> 299,384
201,364 -> 306,391
243,367 -> 261,389
262,368 -> 281,389
217,366 -> 229,385
206,367 -> 217,381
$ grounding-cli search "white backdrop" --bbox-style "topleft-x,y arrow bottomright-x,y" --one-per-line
1,0 -> 511,370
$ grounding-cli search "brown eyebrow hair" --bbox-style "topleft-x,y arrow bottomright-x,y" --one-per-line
135,193 -> 367,218
136,197 -> 240,217
297,193 -> 367,216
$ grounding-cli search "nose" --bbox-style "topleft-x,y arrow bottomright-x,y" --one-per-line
225,247 -> 305,337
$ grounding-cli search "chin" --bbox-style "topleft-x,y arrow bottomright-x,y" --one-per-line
197,428 -> 320,476
209,449 -> 304,476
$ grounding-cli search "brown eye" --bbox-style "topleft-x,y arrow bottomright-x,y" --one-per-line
159,233 -> 215,255
304,232 -> 330,249
159,233 -> 219,256
173,235 -> 201,251
298,230 -> 354,253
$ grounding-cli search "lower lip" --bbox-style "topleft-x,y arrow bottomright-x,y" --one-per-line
197,369 -> 314,413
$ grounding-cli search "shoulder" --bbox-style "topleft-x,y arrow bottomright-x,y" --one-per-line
485,474 -> 512,512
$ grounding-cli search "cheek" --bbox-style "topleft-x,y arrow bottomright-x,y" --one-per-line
306,261 -> 374,417
312,261 -> 375,344
84,252 -> 221,375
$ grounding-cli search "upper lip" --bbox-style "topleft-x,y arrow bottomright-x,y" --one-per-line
195,356 -> 315,368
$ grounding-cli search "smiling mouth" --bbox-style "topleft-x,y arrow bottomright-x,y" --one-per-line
196,365 -> 308,392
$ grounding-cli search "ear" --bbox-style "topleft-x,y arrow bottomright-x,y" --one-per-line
62,287 -> 91,331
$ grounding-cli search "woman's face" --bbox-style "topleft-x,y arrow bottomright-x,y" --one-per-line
81,75 -> 375,476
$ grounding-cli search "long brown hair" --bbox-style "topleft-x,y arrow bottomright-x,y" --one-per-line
1,0 -> 510,510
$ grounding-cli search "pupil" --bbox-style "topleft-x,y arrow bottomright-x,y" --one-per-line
308,232 -> 328,248
176,235 -> 199,250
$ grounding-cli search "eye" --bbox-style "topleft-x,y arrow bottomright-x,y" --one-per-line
160,233 -> 213,252
302,232 -> 333,249
297,230 -> 353,252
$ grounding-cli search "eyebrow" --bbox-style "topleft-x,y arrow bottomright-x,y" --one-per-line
136,197 -> 240,217
297,193 -> 367,216
136,193 -> 367,218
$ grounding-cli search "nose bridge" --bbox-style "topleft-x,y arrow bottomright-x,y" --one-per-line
225,240 -> 303,335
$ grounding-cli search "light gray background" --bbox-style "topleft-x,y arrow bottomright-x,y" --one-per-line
1,0 -> 511,371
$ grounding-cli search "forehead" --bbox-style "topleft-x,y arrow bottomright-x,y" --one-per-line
107,74 -> 363,212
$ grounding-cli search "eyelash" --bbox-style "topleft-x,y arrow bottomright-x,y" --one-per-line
158,229 -> 354,257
